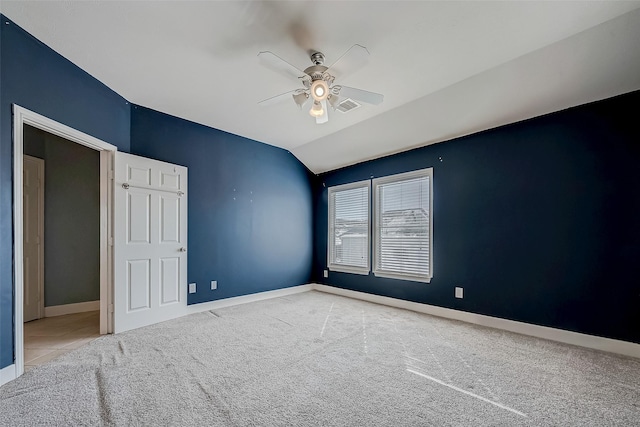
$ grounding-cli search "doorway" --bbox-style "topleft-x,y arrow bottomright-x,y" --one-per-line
22,126 -> 103,370
13,105 -> 116,378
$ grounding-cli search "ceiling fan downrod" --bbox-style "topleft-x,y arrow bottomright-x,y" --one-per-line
310,51 -> 325,66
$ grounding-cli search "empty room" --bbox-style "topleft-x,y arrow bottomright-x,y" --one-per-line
1,1 -> 639,425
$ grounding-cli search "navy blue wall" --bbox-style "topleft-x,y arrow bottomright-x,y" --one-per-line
130,106 -> 314,304
0,16 -> 130,369
313,90 -> 640,344
2,11 -> 638,375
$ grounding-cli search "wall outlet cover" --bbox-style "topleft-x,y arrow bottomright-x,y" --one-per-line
211,280 -> 217,290
455,287 -> 464,299
189,283 -> 196,294
323,270 -> 329,278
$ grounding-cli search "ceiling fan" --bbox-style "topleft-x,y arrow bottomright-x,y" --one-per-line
257,44 -> 384,124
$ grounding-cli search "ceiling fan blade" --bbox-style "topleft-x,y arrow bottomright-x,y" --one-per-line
336,85 -> 384,105
326,44 -> 370,80
258,51 -> 308,81
258,90 -> 298,106
316,100 -> 329,124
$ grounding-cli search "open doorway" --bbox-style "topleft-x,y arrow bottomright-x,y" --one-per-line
22,125 -> 102,370
13,105 -> 116,379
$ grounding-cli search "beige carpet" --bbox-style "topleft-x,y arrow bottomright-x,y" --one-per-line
1,290 -> 639,426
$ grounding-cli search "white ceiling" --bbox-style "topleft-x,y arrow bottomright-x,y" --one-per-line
2,1 -> 640,173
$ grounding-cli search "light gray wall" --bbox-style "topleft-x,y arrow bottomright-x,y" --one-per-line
24,125 -> 100,307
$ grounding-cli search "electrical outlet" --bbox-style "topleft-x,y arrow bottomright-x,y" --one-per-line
323,270 -> 328,278
211,280 -> 217,290
188,283 -> 196,294
455,287 -> 464,299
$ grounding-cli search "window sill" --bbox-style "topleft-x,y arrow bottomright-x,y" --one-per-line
328,265 -> 370,276
373,271 -> 431,283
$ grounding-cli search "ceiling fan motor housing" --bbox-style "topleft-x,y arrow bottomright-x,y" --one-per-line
305,52 -> 334,84
304,65 -> 329,81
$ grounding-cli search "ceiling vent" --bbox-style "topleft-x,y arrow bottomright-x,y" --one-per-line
336,98 -> 361,113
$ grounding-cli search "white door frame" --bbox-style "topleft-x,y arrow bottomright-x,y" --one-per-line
23,155 -> 45,321
12,105 -> 117,379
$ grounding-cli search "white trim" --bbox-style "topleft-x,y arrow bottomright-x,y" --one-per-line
373,271 -> 432,283
311,284 -> 640,359
3,282 -> 638,388
14,106 -> 117,152
100,150 -> 114,334
13,107 -> 25,380
327,179 -> 371,275
12,105 -> 117,380
184,284 -> 314,315
44,300 -> 100,318
328,265 -> 370,276
0,364 -> 16,387
372,167 -> 433,283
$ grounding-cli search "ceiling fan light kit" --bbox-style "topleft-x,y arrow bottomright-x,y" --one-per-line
258,44 -> 384,124
293,91 -> 310,108
328,94 -> 341,110
311,79 -> 329,101
309,101 -> 324,117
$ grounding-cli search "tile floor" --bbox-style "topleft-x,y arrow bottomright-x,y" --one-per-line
24,310 -> 100,371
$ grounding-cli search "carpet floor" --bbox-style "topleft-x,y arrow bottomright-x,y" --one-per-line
1,290 -> 639,426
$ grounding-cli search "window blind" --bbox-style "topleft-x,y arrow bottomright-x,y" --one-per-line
374,171 -> 431,281
328,181 -> 370,273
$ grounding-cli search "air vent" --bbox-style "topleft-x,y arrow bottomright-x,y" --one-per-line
336,98 -> 361,113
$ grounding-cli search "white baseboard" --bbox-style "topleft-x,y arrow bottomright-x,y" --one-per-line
4,282 -> 637,389
44,300 -> 100,317
311,284 -> 640,359
185,284 -> 314,315
0,364 -> 16,387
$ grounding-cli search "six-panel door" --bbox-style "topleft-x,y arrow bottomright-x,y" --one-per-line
114,152 -> 187,333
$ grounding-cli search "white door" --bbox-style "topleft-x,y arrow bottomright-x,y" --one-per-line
23,155 -> 45,323
114,152 -> 188,333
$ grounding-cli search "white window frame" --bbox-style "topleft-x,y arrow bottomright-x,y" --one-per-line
372,168 -> 433,283
327,180 -> 371,275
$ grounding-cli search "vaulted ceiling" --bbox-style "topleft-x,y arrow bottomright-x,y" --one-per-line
2,1 -> 640,173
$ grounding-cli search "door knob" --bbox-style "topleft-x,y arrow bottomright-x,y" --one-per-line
179,247 -> 187,252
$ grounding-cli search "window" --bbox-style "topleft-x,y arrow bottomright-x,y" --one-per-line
373,168 -> 433,283
328,180 -> 371,275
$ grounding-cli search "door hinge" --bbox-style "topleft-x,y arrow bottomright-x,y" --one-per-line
108,303 -> 114,314
108,236 -> 114,246
108,170 -> 114,180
